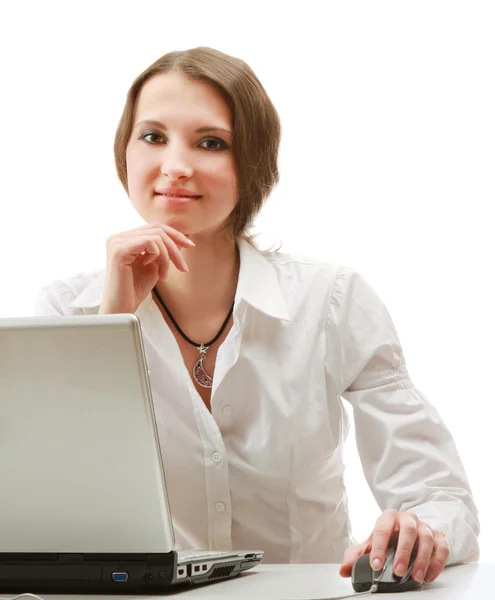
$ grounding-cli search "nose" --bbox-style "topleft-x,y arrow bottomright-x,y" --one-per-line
159,144 -> 194,180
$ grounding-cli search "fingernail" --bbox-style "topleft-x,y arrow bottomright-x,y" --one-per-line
395,562 -> 406,576
414,570 -> 424,583
372,558 -> 382,570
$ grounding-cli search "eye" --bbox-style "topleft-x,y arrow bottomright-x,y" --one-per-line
139,130 -> 165,144
199,138 -> 229,151
138,130 -> 228,151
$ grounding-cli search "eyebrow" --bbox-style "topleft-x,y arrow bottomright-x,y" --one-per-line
134,119 -> 232,136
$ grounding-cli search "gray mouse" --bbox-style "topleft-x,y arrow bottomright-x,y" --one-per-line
351,547 -> 423,593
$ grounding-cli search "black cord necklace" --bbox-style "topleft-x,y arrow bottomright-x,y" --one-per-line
153,287 -> 235,389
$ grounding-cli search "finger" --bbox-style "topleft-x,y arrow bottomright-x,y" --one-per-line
156,224 -> 196,248
114,228 -> 189,272
411,523 -> 434,583
111,237 -> 160,266
141,237 -> 168,268
135,239 -> 160,265
393,512 -> 419,577
147,235 -> 170,279
112,237 -> 167,281
159,232 -> 189,272
370,509 -> 398,571
137,237 -> 170,283
114,222 -> 196,248
424,532 -> 450,583
339,537 -> 372,577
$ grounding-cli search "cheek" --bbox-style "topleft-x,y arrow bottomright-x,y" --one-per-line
126,148 -> 151,193
205,157 -> 237,190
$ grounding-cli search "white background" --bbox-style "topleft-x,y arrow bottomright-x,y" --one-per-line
0,1 -> 493,561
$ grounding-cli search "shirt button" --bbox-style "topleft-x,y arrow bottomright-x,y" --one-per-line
215,501 -> 226,513
222,405 -> 232,416
212,452 -> 222,463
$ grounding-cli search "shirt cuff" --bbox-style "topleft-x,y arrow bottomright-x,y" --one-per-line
406,500 -> 480,565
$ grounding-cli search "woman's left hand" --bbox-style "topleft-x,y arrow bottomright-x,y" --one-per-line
339,509 -> 450,584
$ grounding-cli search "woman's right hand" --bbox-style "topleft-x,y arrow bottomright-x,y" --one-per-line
99,222 -> 195,314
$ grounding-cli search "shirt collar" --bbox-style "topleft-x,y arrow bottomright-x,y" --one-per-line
235,238 -> 290,321
68,238 -> 291,321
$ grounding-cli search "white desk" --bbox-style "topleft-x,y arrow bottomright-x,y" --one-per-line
174,563 -> 491,599
10,563 -> 492,599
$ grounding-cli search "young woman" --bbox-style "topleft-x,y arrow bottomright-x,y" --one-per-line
35,46 -> 479,584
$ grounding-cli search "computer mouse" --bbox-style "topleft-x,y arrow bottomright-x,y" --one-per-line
351,547 -> 423,593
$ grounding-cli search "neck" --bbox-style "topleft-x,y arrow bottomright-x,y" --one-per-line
155,232 -> 240,316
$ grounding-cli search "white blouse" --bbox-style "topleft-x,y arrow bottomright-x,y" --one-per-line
34,239 -> 480,565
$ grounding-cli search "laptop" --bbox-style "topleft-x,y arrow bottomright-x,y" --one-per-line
0,314 -> 263,594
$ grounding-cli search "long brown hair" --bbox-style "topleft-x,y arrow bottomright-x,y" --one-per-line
114,47 -> 282,245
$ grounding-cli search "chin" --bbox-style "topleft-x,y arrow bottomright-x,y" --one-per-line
141,208 -> 184,227
158,215 -> 192,233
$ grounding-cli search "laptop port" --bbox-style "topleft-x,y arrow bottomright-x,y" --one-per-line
178,568 -> 184,576
202,564 -> 208,571
194,565 -> 200,572
111,572 -> 129,583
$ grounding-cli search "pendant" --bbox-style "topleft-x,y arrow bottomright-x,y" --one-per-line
193,343 -> 213,389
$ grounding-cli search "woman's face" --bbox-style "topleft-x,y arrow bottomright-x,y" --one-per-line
126,71 -> 237,237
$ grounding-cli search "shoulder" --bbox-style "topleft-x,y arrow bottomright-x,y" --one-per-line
34,268 -> 106,316
259,246 -> 387,322
260,246 -> 359,296
248,243 -> 370,325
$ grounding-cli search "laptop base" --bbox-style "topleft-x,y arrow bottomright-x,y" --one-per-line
0,552 -> 176,594
0,551 -> 261,594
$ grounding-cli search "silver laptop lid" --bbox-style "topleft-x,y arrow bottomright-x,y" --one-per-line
0,314 -> 175,554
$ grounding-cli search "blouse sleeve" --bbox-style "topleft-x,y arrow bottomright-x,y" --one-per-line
328,265 -> 480,565
33,281 -> 84,317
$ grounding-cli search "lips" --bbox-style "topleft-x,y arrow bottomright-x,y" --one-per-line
155,186 -> 202,198
159,193 -> 201,198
